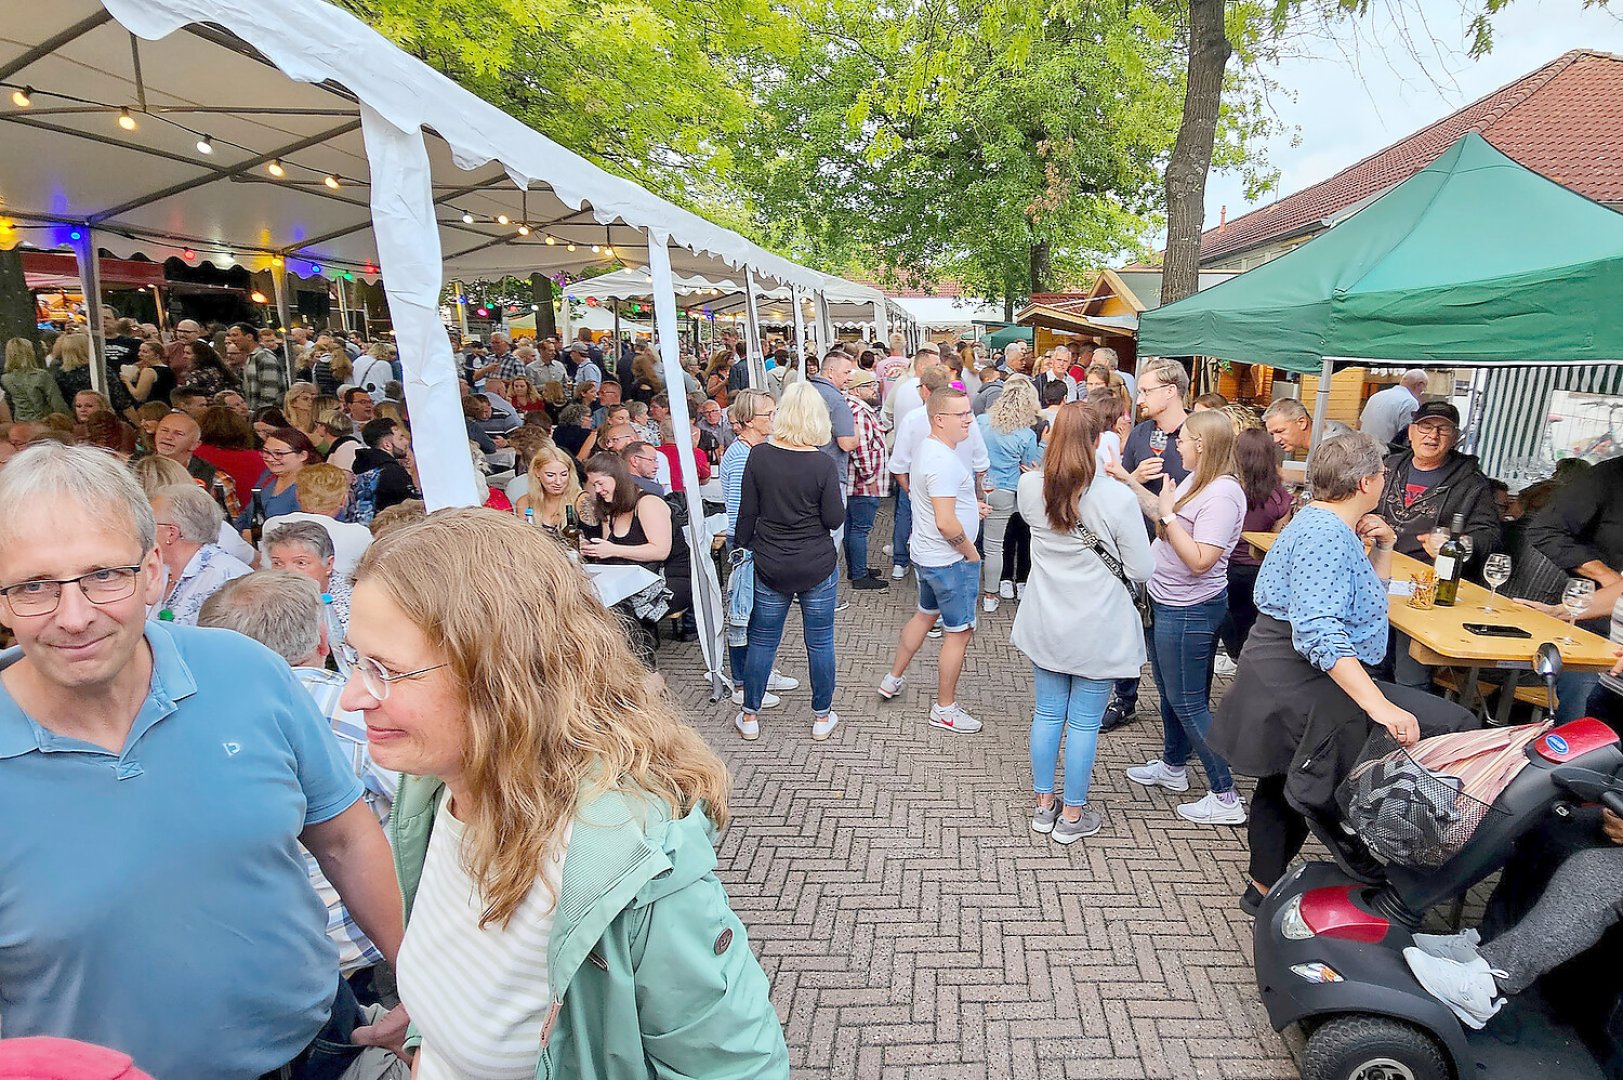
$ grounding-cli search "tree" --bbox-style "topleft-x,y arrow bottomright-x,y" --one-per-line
1160,0 -> 1232,304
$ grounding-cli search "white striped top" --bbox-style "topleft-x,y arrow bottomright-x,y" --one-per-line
397,791 -> 571,1080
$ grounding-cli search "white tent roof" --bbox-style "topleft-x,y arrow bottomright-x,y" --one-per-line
0,0 -> 839,292
563,267 -> 913,334
891,295 -> 1006,329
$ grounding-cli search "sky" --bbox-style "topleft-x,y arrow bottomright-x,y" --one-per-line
1202,0 -> 1623,226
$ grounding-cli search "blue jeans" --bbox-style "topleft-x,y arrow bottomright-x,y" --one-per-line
744,568 -> 837,715
1030,665 -> 1112,807
1146,593 -> 1234,794
844,495 -> 880,580
892,488 -> 912,568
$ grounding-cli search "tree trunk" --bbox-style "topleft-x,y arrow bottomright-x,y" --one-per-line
0,250 -> 39,346
1161,0 -> 1232,306
530,273 -> 557,339
1003,291 -> 1014,323
1028,240 -> 1052,296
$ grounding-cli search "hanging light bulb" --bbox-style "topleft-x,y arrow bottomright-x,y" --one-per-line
267,159 -> 286,178
196,134 -> 214,155
603,245 -> 614,257
496,214 -> 510,225
461,211 -> 475,224
117,107 -> 137,131
323,174 -> 341,190
545,235 -> 556,246
11,87 -> 32,108
590,244 -> 600,254
271,255 -> 284,267
517,224 -> 531,236
567,243 -> 576,252
181,248 -> 196,260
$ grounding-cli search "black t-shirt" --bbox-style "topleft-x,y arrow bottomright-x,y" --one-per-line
554,424 -> 592,459
1121,418 -> 1188,533
351,447 -> 417,511
734,442 -> 845,593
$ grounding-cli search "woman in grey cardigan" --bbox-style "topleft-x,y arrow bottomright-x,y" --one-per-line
1012,403 -> 1153,843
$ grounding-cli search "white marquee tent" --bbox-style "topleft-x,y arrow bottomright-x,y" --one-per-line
0,0 -> 863,693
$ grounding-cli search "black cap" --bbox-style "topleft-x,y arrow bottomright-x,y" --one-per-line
1411,400 -> 1459,428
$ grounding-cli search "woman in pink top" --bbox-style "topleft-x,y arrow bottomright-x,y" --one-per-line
1110,409 -> 1247,826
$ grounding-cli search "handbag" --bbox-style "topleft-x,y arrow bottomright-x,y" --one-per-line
1072,523 -> 1151,627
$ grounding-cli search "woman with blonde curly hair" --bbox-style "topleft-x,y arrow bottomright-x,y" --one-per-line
341,509 -> 786,1077
977,374 -> 1043,612
512,445 -> 580,532
282,381 -> 320,439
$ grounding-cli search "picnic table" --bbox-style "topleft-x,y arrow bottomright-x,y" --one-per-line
1242,531 -> 1617,723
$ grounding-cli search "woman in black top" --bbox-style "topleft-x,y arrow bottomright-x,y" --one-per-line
123,340 -> 176,406
734,381 -> 846,743
580,453 -> 691,668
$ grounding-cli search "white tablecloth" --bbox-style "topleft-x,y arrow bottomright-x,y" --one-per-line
584,563 -> 661,607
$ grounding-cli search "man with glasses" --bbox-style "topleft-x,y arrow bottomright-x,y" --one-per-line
150,484 -> 252,626
621,441 -> 669,496
164,319 -> 202,380
0,444 -> 402,1080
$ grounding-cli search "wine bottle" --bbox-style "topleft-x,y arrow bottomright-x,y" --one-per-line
1434,513 -> 1466,607
248,488 -> 266,544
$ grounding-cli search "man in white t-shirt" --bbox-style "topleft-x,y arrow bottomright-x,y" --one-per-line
886,365 -> 988,580
878,388 -> 988,734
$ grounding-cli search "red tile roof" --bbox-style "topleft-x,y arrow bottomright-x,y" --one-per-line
1201,49 -> 1623,263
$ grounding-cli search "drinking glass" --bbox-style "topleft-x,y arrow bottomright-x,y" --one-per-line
1482,553 -> 1511,613
1149,429 -> 1167,457
1457,534 -> 1474,562
1560,578 -> 1596,645
1428,526 -> 1450,555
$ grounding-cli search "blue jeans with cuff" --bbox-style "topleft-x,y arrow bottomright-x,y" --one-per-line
915,560 -> 980,633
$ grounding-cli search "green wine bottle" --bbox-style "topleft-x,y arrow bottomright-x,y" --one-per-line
1434,513 -> 1466,607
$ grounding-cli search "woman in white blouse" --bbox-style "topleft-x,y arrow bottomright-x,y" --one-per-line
1011,404 -> 1152,843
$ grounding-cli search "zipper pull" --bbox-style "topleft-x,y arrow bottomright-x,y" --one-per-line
539,999 -> 563,1048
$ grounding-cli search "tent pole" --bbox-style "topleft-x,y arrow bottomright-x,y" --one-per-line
814,290 -> 833,355
612,299 -> 621,369
335,275 -> 350,333
271,261 -> 294,381
1309,356 -> 1333,448
874,299 -> 889,350
790,285 -> 807,375
69,226 -> 106,395
742,268 -> 766,390
648,237 -> 727,698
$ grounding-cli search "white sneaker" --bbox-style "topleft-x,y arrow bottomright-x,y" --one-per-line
878,673 -> 906,699
731,688 -> 781,709
998,580 -> 1016,600
929,702 -> 982,734
768,670 -> 800,692
982,595 -> 1000,614
1213,652 -> 1239,677
1016,583 -> 1027,600
891,564 -> 908,580
1403,948 -> 1508,1030
1126,759 -> 1191,792
733,712 -> 759,742
883,543 -> 895,556
1176,792 -> 1248,825
1412,929 -> 1483,965
812,711 -> 840,741
927,618 -> 944,639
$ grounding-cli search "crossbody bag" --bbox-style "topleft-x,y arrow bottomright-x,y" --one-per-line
1071,523 -> 1151,627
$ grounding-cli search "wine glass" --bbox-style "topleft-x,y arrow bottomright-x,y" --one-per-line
1149,429 -> 1167,458
1482,553 -> 1511,613
1560,578 -> 1596,646
1428,526 -> 1450,556
1457,534 -> 1474,563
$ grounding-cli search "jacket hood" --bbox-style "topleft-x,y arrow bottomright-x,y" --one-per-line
1386,448 -> 1483,488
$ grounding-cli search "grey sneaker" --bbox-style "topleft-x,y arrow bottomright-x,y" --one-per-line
1412,929 -> 1483,964
1030,801 -> 1060,835
1402,948 -> 1507,1030
1051,805 -> 1103,845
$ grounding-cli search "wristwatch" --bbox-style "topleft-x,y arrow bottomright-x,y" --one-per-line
1160,512 -> 1177,526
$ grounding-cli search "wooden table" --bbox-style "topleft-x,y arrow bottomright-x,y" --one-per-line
1242,531 -> 1617,721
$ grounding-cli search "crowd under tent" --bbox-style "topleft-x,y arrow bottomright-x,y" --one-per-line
2,0 -> 865,696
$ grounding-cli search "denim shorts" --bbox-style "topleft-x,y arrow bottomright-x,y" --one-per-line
915,560 -> 980,633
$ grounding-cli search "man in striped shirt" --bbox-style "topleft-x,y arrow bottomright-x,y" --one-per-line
199,571 -> 398,989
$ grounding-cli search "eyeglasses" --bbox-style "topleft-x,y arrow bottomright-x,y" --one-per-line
1137,382 -> 1174,398
261,448 -> 297,460
0,564 -> 143,617
1412,424 -> 1453,440
336,641 -> 448,701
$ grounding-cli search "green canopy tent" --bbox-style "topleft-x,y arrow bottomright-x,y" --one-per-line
983,324 -> 1035,349
1138,133 -> 1623,440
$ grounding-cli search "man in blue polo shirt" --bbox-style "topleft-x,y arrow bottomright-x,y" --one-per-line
0,444 -> 404,1080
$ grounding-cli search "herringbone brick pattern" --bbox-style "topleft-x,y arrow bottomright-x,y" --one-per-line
659,511 -> 1301,1079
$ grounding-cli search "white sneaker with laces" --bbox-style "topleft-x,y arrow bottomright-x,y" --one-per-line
731,688 -> 781,709
891,564 -> 909,580
733,712 -> 760,742
768,670 -> 800,692
812,711 -> 840,741
929,702 -> 982,734
1403,948 -> 1508,1030
1126,759 -> 1191,792
982,595 -> 1000,614
1016,583 -> 1027,600
1213,652 -> 1239,677
1412,929 -> 1483,965
998,580 -> 1016,600
878,673 -> 906,699
1175,792 -> 1247,826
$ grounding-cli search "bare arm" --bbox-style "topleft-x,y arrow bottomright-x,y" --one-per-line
931,494 -> 978,562
301,800 -> 403,964
1326,656 -> 1418,747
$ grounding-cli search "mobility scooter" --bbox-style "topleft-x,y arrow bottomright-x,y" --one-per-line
1254,645 -> 1623,1080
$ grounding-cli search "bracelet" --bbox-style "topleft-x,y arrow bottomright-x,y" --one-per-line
1375,541 -> 1395,551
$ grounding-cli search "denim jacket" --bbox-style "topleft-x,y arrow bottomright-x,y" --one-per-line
391,774 -> 788,1080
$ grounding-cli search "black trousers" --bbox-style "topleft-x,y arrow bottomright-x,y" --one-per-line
1249,774 -> 1311,887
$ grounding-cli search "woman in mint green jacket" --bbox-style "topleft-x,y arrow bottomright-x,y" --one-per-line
340,507 -> 788,1080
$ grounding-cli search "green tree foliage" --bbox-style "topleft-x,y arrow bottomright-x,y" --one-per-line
734,0 -> 1277,305
337,0 -> 788,206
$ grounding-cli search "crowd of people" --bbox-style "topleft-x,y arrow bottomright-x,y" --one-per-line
4,304 -> 1623,1077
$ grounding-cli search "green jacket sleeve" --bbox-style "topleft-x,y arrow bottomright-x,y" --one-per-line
633,871 -> 789,1080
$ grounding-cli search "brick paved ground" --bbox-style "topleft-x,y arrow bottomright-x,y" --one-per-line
657,507 -> 1304,1079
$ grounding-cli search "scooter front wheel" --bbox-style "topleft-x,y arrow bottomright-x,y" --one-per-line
1301,1014 -> 1450,1080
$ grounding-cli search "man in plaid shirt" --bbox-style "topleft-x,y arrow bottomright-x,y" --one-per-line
230,321 -> 287,412
844,368 -> 890,590
490,333 -> 528,382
